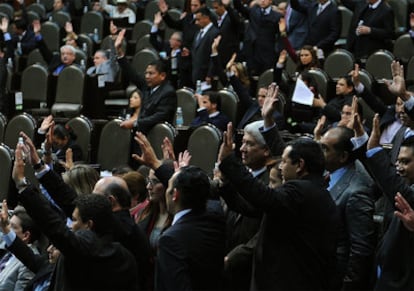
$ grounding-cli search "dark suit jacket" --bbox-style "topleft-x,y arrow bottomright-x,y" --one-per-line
190,109 -> 230,132
191,24 -> 220,83
156,210 -> 226,291
343,0 -> 394,59
290,0 -> 340,54
362,149 -> 414,291
217,6 -> 241,66
328,162 -> 377,290
219,154 -> 339,290
18,186 -> 139,291
233,1 -> 281,75
117,56 -> 177,134
286,2 -> 309,50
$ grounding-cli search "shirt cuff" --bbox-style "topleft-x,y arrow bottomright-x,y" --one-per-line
351,132 -> 368,150
150,25 -> 158,33
226,71 -> 235,78
3,32 -> 11,41
366,147 -> 383,158
354,82 -> 364,94
260,123 -> 276,132
35,34 -> 43,41
405,95 -> 414,111
35,164 -> 51,179
210,52 -> 218,57
197,107 -> 207,112
3,230 -> 16,247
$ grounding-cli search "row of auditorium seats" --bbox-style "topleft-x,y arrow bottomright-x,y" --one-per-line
0,112 -> 224,200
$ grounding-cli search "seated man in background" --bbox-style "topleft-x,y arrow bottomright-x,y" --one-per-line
190,91 -> 230,132
86,49 -> 119,84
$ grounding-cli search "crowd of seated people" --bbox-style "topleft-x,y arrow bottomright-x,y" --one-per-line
2,0 -> 414,290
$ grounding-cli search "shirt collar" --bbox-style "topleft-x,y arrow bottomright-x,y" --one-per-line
209,111 -> 220,118
319,0 -> 331,11
250,166 -> 267,178
369,0 -> 381,9
201,22 -> 213,35
262,6 -> 272,15
172,209 -> 192,225
327,165 -> 349,190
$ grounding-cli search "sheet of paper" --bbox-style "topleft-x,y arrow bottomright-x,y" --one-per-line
291,78 -> 314,106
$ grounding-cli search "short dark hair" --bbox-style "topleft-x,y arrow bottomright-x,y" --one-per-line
286,138 -> 325,176
103,182 -> 132,209
196,6 -> 213,19
401,136 -> 414,151
148,60 -> 167,74
75,194 -> 114,236
205,91 -> 221,111
172,166 -> 209,212
13,206 -> 41,243
14,18 -> 27,31
54,124 -> 77,140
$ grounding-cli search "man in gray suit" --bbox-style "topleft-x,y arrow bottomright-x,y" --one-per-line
0,207 -> 40,290
320,126 -> 377,290
86,50 -> 119,84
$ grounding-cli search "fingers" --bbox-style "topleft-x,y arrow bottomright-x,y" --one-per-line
225,122 -> 233,146
395,192 -> 413,212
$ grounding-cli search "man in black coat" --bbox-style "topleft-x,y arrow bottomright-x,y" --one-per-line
343,0 -> 394,60
218,84 -> 339,290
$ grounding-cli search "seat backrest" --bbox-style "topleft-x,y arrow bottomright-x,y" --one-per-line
285,55 -> 297,78
131,20 -> 152,41
147,122 -> 176,159
188,124 -> 222,175
357,68 -> 374,91
21,64 -> 49,106
407,56 -> 414,81
0,3 -> 14,20
365,50 -> 394,80
337,5 -> 353,39
307,68 -> 329,98
77,34 -> 94,57
80,11 -> 104,40
176,87 -> 196,126
0,144 -> 13,200
169,0 -> 185,10
66,115 -> 93,162
144,0 -> 159,21
0,113 -> 7,142
4,113 -> 37,149
40,0 -> 54,12
74,48 -> 87,65
388,0 -> 408,32
164,9 -> 181,39
135,34 -> 154,52
358,97 -> 375,129
52,65 -> 85,117
132,48 -> 159,75
26,48 -> 48,67
218,88 -> 239,125
51,10 -> 71,27
40,21 -> 61,52
393,34 -> 414,64
257,69 -> 274,88
97,119 -> 131,171
27,3 -> 46,19
324,49 -> 355,80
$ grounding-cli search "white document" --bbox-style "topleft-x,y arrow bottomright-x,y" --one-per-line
291,78 -> 314,106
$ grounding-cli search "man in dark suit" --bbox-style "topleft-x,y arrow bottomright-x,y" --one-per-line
11,146 -> 139,290
150,12 -> 183,89
320,126 -> 377,290
191,7 -> 220,85
233,0 -> 282,76
211,0 -> 241,66
155,166 -> 226,291
343,0 -> 394,60
284,0 -> 309,51
115,29 -> 177,168
218,84 -> 338,290
290,0 -> 340,55
158,0 -> 205,88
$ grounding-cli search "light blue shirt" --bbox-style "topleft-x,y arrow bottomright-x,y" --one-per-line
327,166 -> 349,191
172,209 -> 192,225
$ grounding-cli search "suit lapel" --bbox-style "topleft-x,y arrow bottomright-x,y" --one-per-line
329,167 -> 354,201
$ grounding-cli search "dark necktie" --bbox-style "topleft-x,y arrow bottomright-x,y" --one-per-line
0,252 -> 12,272
195,30 -> 203,47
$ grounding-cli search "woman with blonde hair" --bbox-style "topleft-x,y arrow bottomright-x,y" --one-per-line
62,164 -> 100,195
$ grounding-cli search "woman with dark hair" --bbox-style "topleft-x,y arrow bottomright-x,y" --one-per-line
120,88 -> 142,129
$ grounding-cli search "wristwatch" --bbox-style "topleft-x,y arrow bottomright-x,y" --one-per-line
33,160 -> 45,171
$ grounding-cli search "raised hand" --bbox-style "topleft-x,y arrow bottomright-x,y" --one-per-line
384,61 -> 408,100
115,29 -> 126,56
65,21 -> 73,33
32,19 -> 41,35
0,200 -> 10,234
12,144 -> 26,183
174,150 -> 192,172
218,122 -> 234,162
313,115 -> 326,141
278,17 -> 286,34
154,11 -> 162,26
161,137 -> 176,161
225,52 -> 237,71
132,132 -> 162,169
350,63 -> 360,88
262,83 -> 279,127
211,35 -> 221,54
367,113 -> 380,150
40,115 -> 54,133
0,17 -> 8,33
394,192 -> 414,232
346,96 -> 364,137
59,148 -> 73,170
19,131 -> 41,166
277,50 -> 287,65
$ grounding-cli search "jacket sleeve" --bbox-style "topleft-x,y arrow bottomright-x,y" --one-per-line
117,56 -> 146,89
